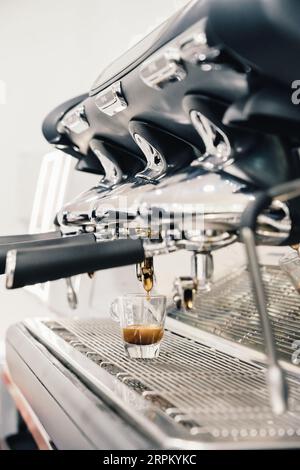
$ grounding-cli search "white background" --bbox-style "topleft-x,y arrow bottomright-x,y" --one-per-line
0,0 -> 189,235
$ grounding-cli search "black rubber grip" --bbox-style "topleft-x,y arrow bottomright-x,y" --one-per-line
0,231 -> 61,245
7,238 -> 145,289
0,233 -> 95,275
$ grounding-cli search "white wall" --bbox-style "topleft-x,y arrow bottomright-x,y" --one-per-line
0,0 -> 189,234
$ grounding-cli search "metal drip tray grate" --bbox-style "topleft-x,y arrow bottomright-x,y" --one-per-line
38,316 -> 300,449
169,265 -> 300,365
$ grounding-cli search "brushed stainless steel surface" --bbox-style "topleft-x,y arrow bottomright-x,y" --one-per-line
23,311 -> 300,449
169,265 -> 300,365
6,324 -> 150,450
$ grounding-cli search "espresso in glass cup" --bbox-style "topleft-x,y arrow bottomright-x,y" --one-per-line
110,294 -> 167,358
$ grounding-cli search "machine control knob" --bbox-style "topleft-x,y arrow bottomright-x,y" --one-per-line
140,49 -> 186,90
95,81 -> 127,116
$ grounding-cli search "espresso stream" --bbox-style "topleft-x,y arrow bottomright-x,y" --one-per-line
122,325 -> 164,345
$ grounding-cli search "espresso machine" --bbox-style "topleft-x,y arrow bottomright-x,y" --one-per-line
3,0 -> 300,449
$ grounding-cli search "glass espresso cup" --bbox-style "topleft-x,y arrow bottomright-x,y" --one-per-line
110,294 -> 167,359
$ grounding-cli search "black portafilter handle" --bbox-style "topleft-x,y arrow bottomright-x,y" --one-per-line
6,238 -> 145,289
0,233 -> 94,275
0,230 -> 61,245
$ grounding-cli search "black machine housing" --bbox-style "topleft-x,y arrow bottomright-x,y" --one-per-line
42,0 -> 300,237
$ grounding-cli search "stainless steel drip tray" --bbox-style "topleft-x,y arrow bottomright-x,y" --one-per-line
169,265 -> 300,366
12,315 -> 300,450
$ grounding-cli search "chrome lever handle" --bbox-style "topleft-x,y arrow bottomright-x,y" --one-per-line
240,179 -> 300,414
242,226 -> 288,415
90,139 -> 123,187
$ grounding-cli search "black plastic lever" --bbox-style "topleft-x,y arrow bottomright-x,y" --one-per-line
6,238 -> 145,289
0,230 -> 61,246
0,233 -> 95,275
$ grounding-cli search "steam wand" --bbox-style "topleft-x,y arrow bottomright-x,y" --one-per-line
240,179 -> 300,415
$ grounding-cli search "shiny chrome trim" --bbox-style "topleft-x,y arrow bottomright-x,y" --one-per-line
133,133 -> 167,181
140,49 -> 186,90
190,110 -> 233,170
138,171 -> 291,251
179,18 -> 220,65
91,147 -> 123,186
60,105 -> 89,134
95,81 -> 127,116
138,17 -> 221,90
5,249 -> 17,289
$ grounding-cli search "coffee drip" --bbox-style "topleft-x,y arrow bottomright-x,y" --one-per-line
122,258 -> 163,347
